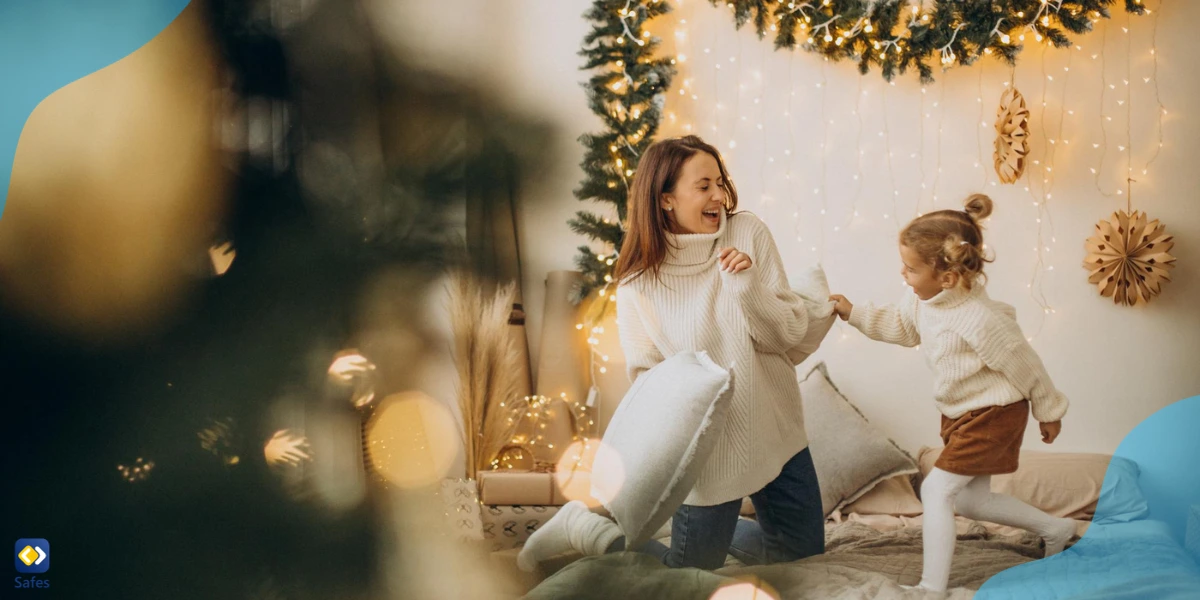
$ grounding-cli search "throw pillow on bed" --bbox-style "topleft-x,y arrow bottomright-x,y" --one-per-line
591,351 -> 734,549
841,475 -> 924,517
800,363 -> 920,517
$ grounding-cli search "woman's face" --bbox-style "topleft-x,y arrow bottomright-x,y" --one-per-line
660,152 -> 727,235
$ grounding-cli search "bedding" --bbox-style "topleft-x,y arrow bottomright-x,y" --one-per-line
524,518 -> 1200,599
521,513 -> 1200,599
524,519 -> 1043,599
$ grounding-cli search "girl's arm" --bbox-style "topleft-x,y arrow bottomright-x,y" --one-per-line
961,313 -> 1069,423
846,292 -> 922,347
615,285 -> 666,382
722,218 -> 809,354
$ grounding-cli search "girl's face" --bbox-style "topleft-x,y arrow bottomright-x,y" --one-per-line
900,244 -> 955,300
660,152 -> 727,234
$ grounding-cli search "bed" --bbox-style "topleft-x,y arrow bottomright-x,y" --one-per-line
523,516 -> 1034,599
523,514 -> 1200,599
514,375 -> 1200,599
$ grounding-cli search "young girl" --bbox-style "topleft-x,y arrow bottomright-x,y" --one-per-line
829,194 -> 1076,593
518,135 -> 824,572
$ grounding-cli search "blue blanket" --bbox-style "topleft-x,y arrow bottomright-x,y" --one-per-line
977,520 -> 1200,599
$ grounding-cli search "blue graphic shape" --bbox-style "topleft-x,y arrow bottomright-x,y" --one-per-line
978,396 -> 1200,599
0,0 -> 191,219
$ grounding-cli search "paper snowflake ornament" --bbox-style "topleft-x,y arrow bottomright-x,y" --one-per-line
1083,210 -> 1176,306
993,87 -> 1030,184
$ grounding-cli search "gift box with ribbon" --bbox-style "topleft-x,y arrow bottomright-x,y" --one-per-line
477,468 -> 593,507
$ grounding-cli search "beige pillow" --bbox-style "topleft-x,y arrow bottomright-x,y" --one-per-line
918,447 -> 1123,520
802,364 -> 919,516
841,475 -> 924,517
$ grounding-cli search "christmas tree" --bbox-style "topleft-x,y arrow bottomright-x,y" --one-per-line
571,0 -> 676,305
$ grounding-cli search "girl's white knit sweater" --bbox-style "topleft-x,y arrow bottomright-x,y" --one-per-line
847,285 -> 1069,423
615,211 -> 811,507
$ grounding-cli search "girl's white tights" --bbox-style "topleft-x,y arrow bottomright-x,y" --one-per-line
916,467 -> 1076,592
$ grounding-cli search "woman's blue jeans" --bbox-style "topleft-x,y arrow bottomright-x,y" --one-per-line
608,447 -> 825,569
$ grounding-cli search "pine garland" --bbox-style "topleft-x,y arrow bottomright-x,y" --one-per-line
572,0 -> 676,305
718,0 -> 1148,83
570,0 -> 1148,304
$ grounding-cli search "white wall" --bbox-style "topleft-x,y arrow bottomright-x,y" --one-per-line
377,0 -> 1200,456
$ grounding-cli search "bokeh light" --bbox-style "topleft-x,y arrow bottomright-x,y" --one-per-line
367,391 -> 458,489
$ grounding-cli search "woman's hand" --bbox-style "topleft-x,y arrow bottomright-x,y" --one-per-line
829,294 -> 853,320
1040,420 -> 1062,444
717,247 -> 753,273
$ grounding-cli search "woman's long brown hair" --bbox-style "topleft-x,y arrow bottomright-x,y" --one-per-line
613,135 -> 738,284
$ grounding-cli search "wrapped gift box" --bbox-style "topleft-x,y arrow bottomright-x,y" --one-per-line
480,504 -> 562,552
477,469 -> 594,506
439,478 -> 484,542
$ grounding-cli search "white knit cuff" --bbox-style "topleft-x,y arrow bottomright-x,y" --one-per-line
1031,390 -> 1069,423
846,304 -> 867,331
720,265 -> 762,296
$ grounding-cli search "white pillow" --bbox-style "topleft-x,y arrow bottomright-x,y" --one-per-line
801,363 -> 919,516
591,351 -> 733,549
785,265 -> 838,366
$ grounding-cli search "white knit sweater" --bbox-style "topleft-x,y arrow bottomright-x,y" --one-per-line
847,284 -> 1069,423
615,211 -> 811,507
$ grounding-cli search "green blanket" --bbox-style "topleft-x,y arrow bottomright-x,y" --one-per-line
523,552 -> 735,600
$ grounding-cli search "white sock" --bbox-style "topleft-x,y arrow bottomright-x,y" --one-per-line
899,583 -> 948,596
953,475 -> 1076,557
918,468 -> 975,592
516,501 -> 622,572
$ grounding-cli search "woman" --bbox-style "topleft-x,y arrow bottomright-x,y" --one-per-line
519,135 -> 823,571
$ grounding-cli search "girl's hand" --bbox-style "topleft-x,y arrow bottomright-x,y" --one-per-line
829,294 -> 853,320
717,247 -> 753,273
1040,420 -> 1062,444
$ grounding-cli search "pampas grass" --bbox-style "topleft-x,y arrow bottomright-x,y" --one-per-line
449,271 -> 527,480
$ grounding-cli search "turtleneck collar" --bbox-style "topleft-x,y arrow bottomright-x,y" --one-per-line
662,209 -> 727,269
922,281 -> 984,309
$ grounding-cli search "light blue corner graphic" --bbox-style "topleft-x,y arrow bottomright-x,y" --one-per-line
0,0 -> 191,220
978,395 -> 1200,599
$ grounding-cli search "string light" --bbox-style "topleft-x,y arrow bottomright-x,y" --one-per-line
976,64 -> 989,188
882,82 -> 900,232
841,75 -> 866,230
937,24 -> 965,65
1093,20 -> 1115,196
492,392 -> 596,471
931,78 -> 946,207
1141,0 -> 1166,176
817,59 -> 828,256
916,86 -> 928,216
117,457 -> 155,483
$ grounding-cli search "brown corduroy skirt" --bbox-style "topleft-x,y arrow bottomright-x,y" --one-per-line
935,400 -> 1030,476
